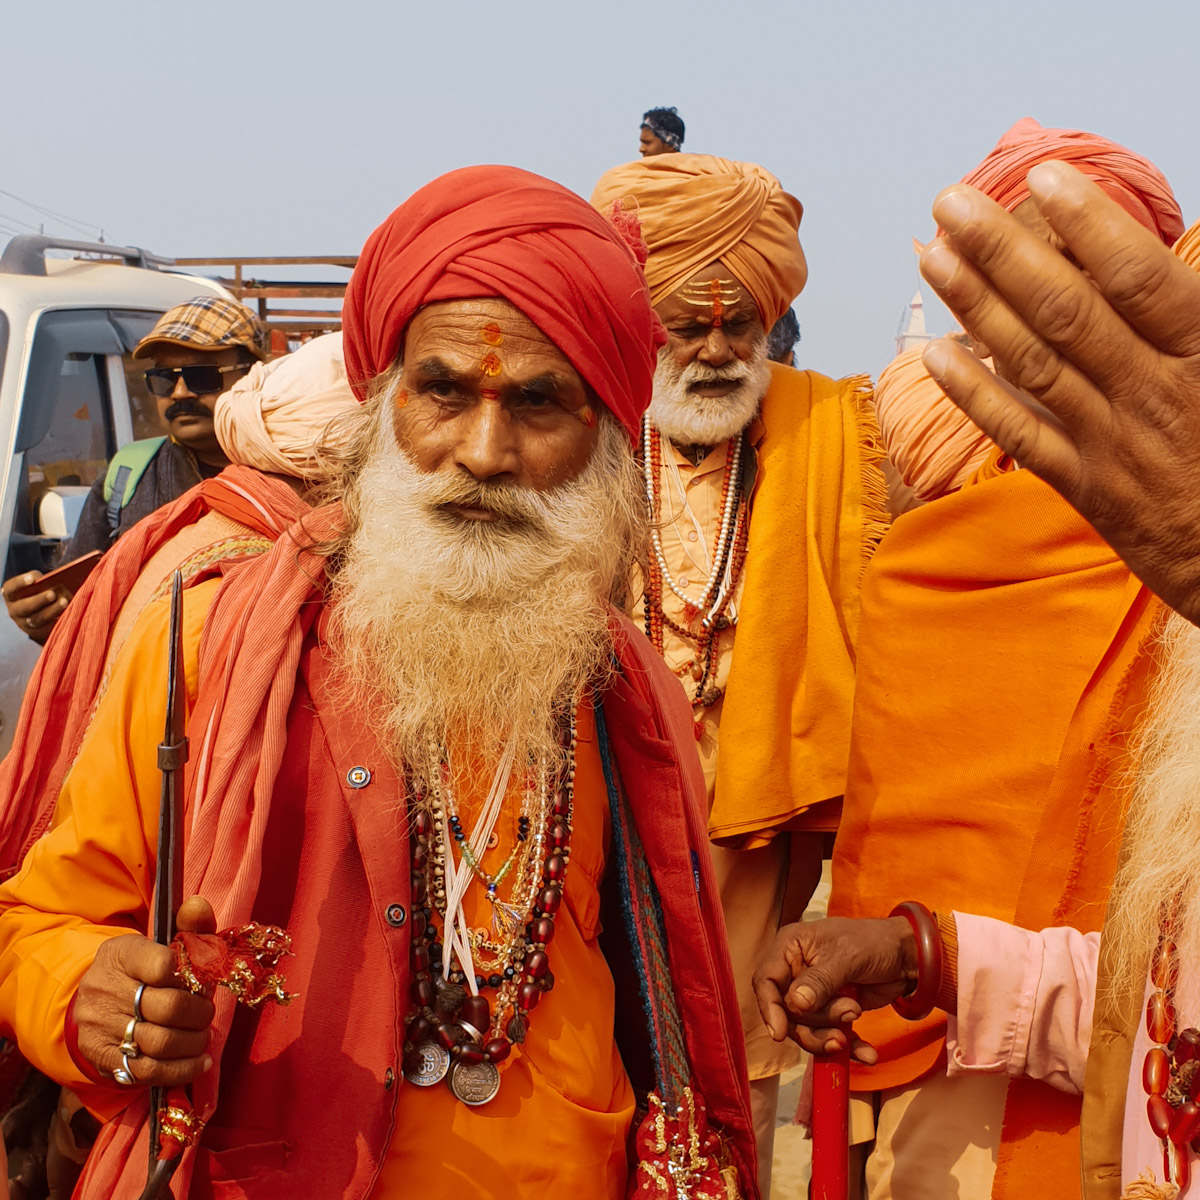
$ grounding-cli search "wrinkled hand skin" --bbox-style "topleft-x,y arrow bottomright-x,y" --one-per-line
2,573 -> 68,646
752,915 -> 913,1064
73,897 -> 217,1088
918,161 -> 1200,625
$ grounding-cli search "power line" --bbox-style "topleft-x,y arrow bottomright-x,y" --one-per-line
0,187 -> 104,238
0,211 -> 40,233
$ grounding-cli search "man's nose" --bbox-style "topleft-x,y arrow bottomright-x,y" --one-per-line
169,373 -> 197,400
453,404 -> 522,481
697,327 -> 734,367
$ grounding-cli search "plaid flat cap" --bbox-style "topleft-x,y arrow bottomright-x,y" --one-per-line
133,295 -> 270,361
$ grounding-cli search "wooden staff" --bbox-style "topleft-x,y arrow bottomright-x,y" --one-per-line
810,1044 -> 850,1200
141,571 -> 189,1199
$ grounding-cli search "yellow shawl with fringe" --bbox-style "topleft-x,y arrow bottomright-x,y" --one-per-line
709,362 -> 887,849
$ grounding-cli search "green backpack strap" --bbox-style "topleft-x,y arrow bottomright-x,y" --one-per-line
102,436 -> 167,537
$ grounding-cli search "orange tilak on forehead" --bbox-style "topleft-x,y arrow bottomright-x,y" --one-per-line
679,278 -> 741,328
479,322 -> 505,377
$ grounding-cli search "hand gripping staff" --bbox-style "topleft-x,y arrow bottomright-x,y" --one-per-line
810,1045 -> 850,1200
140,571 -> 189,1200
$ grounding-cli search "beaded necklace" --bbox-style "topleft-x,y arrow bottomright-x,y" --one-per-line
1143,900 -> 1200,1192
641,418 -> 750,738
402,709 -> 576,1106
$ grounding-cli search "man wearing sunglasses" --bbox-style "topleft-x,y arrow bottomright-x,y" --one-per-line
2,296 -> 268,643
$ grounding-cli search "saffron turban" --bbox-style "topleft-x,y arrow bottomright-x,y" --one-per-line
875,345 -> 994,502
1175,219 -> 1200,271
590,154 -> 807,329
214,333 -> 358,479
961,117 -> 1184,246
341,165 -> 663,443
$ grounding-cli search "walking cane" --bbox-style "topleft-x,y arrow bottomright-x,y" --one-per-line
138,571 -> 189,1200
809,1044 -> 850,1200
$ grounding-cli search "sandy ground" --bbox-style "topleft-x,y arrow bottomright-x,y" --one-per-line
765,862 -> 832,1199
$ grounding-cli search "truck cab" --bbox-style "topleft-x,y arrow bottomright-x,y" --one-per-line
0,236 -> 228,755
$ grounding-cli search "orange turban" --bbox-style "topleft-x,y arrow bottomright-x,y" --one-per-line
1175,219 -> 1200,270
214,332 -> 358,478
960,117 -> 1183,246
875,345 -> 994,502
590,154 -> 807,328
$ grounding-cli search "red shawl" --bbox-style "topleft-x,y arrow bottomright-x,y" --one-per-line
0,465 -> 308,877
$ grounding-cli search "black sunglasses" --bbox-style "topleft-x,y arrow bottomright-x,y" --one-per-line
143,363 -> 248,397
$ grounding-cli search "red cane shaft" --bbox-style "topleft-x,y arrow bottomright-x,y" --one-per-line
810,1045 -> 850,1200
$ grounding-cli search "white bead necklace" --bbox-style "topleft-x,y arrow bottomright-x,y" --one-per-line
643,416 -> 744,619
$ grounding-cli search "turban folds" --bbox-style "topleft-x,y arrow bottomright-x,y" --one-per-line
590,154 -> 807,329
341,165 -> 663,443
961,117 -> 1183,246
215,332 -> 358,478
875,345 -> 994,502
1175,219 -> 1200,271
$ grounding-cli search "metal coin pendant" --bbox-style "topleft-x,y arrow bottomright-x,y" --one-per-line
404,1040 -> 450,1087
448,1058 -> 501,1106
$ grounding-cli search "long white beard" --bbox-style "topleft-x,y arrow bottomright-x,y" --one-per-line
1105,610 -> 1200,993
327,400 -> 644,788
647,332 -> 770,446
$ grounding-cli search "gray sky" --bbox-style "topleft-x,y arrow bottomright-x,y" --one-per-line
3,0 -> 1197,379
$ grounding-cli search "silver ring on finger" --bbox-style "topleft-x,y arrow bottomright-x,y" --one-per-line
133,982 -> 147,1023
113,1056 -> 136,1086
23,617 -> 35,630
118,1015 -> 139,1059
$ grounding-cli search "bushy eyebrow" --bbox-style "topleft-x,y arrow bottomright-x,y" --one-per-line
411,356 -> 464,382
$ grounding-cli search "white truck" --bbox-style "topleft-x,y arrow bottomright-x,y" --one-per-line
0,236 -> 229,755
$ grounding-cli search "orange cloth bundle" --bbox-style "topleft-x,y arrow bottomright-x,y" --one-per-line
591,154 -> 807,327
875,345 -> 994,501
960,117 -> 1183,245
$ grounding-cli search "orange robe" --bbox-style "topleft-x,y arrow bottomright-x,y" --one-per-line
0,583 -> 635,1196
829,458 -> 1161,1198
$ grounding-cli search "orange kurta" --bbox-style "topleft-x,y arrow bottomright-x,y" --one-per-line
0,582 -> 634,1196
829,459 -> 1161,1199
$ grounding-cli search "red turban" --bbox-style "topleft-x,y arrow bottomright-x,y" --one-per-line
342,165 -> 665,443
960,117 -> 1184,245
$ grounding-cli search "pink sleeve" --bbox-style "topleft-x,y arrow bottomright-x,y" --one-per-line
946,912 -> 1100,1095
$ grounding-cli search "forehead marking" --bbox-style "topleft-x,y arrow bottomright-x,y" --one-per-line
481,322 -> 504,347
480,350 -> 504,377
679,278 -> 741,328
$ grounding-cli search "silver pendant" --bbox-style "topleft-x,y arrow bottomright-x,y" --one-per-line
404,1040 -> 450,1087
448,1058 -> 501,1106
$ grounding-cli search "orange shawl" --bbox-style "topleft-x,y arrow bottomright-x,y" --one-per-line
829,461 -> 1161,1198
710,364 -> 887,848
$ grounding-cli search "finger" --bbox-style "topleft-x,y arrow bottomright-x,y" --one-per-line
922,339 -> 1081,488
850,1037 -> 878,1066
129,1020 -> 210,1060
176,895 -> 217,935
113,937 -> 182,988
786,1022 -> 851,1056
784,963 -> 841,1016
137,985 -> 215,1033
1027,161 -> 1200,357
919,235 -> 1122,435
930,184 -> 1166,403
753,974 -> 791,1043
8,592 -> 59,620
93,1045 -> 212,1089
2,572 -> 42,600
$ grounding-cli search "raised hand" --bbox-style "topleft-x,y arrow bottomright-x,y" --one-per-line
918,161 -> 1200,624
